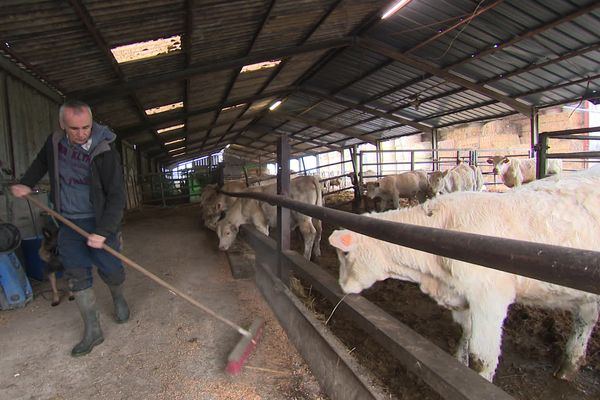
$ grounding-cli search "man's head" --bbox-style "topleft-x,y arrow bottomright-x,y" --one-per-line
59,100 -> 93,145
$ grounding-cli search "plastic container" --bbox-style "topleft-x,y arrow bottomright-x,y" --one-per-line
0,252 -> 33,310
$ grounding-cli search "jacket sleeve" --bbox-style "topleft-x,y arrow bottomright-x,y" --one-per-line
19,136 -> 50,188
95,148 -> 126,237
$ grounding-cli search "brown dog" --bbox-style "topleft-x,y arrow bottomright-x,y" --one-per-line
39,225 -> 73,306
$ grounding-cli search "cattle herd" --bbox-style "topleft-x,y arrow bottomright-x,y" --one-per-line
199,155 -> 600,385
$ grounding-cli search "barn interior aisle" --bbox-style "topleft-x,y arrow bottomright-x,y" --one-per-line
0,203 -> 325,400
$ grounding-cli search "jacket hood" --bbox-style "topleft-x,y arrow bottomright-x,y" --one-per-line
89,122 -> 116,153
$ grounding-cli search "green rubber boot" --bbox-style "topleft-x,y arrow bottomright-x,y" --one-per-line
71,288 -> 104,357
109,284 -> 130,323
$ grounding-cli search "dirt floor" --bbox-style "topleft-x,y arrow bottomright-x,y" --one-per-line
282,192 -> 600,400
0,203 -> 326,400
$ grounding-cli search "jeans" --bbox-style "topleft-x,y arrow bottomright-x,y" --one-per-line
58,218 -> 125,291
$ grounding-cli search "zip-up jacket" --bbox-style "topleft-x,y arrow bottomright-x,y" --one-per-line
19,126 -> 125,237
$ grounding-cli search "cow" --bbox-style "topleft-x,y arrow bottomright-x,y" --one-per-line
200,180 -> 248,231
486,156 -> 562,188
427,163 -> 485,196
217,175 -> 323,260
329,166 -> 600,382
364,170 -> 430,211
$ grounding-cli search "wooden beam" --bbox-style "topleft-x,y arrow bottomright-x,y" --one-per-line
117,88 -> 291,138
68,37 -> 354,101
359,38 -> 531,116
248,125 -> 344,152
275,111 -> 378,145
300,88 -> 433,133
0,51 -> 63,103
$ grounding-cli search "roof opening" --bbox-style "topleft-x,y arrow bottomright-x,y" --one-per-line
145,101 -> 184,115
171,152 -> 186,158
222,103 -> 245,112
157,123 -> 185,134
111,35 -> 182,64
382,0 -> 411,19
168,146 -> 186,153
165,138 -> 185,146
240,59 -> 281,73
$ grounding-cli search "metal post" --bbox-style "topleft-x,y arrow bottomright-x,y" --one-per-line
350,145 -> 361,212
277,134 -> 291,285
410,151 -> 415,171
159,174 -> 166,207
537,134 -> 548,179
432,128 -> 438,171
376,140 -> 382,177
531,109 -> 546,179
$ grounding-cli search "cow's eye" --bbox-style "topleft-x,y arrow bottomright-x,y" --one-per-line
342,251 -> 349,256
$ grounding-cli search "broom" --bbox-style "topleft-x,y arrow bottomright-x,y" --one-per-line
24,194 -> 263,375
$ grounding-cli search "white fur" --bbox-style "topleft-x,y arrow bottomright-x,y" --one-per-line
329,166 -> 600,382
365,170 -> 430,209
217,175 -> 323,260
487,156 -> 562,188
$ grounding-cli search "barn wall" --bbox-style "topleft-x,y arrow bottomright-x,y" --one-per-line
437,106 -> 587,171
121,141 -> 141,210
0,66 -> 61,236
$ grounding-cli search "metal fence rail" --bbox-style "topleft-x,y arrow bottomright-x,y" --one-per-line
220,189 -> 600,295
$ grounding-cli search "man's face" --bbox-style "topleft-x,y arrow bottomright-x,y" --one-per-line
61,107 -> 92,145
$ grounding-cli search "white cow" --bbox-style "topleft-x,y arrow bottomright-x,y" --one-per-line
365,170 -> 430,210
329,166 -> 600,382
201,180 -> 248,231
217,175 -> 323,260
486,156 -> 562,188
428,163 -> 485,195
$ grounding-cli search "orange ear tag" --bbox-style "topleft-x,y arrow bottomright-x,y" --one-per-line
340,233 -> 353,248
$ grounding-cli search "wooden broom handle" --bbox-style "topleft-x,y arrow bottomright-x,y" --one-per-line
24,194 -> 250,337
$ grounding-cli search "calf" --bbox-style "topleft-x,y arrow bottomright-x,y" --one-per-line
427,163 -> 485,195
365,170 -> 430,211
217,175 -> 323,260
486,156 -> 562,188
201,180 -> 248,230
329,166 -> 600,382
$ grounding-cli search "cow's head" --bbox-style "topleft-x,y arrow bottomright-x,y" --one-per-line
486,156 -> 509,175
328,229 -> 386,294
364,181 -> 380,199
216,219 -> 239,251
427,171 -> 446,196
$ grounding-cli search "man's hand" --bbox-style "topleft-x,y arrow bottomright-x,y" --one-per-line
10,184 -> 31,198
87,234 -> 106,249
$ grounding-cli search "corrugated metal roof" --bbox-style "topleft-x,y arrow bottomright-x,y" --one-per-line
1,0 -> 599,164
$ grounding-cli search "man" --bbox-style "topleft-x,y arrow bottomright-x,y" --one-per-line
11,99 -> 129,357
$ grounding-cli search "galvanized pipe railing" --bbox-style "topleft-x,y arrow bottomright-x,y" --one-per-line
220,190 -> 600,295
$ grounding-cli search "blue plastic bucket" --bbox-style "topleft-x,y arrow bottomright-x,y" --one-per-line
0,252 -> 33,310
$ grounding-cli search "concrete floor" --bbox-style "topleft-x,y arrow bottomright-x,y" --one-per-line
0,204 -> 324,400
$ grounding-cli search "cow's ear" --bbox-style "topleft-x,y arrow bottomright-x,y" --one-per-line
329,230 -> 355,252
502,157 -> 510,164
486,158 -> 493,164
442,170 -> 449,177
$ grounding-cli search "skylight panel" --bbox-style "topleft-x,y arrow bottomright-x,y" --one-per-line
165,138 -> 185,146
240,59 -> 281,73
111,35 -> 182,64
157,124 -> 185,134
168,147 -> 186,153
145,101 -> 184,115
